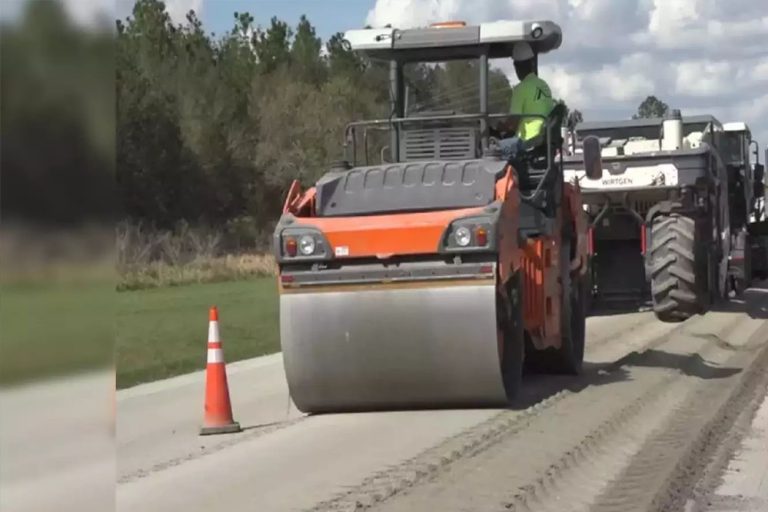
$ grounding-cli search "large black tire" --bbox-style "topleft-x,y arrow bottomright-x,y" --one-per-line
498,271 -> 524,399
649,213 -> 705,322
524,238 -> 586,374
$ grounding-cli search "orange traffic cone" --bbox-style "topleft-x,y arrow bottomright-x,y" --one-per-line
200,306 -> 241,435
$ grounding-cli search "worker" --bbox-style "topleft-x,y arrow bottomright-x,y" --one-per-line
494,41 -> 555,161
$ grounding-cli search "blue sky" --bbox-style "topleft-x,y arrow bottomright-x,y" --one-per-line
204,0 -> 370,39
115,0 -> 374,40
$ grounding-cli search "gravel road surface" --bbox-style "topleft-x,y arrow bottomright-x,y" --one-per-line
117,283 -> 768,512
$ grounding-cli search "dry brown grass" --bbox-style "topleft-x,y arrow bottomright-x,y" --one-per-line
118,252 -> 276,291
117,222 -> 277,291
0,223 -> 115,287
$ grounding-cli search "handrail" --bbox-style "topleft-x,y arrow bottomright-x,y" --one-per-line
344,112 -> 547,165
342,110 -> 561,207
344,112 -> 546,141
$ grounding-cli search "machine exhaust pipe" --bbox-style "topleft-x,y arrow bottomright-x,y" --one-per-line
662,109 -> 683,151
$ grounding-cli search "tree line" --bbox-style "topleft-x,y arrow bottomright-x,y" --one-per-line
2,0 -> 669,237
118,1 -> 673,233
117,0 -> 518,231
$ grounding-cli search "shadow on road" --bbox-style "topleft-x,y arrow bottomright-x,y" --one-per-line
612,349 -> 742,380
510,363 -> 630,410
510,345 -> 743,411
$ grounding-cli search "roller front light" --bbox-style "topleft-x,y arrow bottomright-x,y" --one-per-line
455,226 -> 472,247
298,235 -> 316,255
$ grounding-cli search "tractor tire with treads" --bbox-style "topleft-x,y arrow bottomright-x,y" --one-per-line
649,213 -> 704,322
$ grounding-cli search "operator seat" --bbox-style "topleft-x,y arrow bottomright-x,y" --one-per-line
516,102 -> 567,192
509,103 -> 567,226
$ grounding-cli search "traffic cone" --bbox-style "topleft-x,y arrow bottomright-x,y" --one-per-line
200,306 -> 241,435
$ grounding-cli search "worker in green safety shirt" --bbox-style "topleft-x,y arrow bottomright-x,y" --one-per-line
494,41 -> 555,161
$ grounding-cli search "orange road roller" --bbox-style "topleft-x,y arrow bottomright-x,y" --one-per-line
273,19 -> 596,413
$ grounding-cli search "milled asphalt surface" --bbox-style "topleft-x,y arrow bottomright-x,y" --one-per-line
712,391 -> 768,510
695,379 -> 768,512
111,288 -> 768,512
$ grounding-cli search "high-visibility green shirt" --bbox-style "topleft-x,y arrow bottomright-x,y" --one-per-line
509,73 -> 555,141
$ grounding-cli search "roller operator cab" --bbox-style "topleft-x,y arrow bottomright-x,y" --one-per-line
273,20 -> 590,413
562,114 -> 767,322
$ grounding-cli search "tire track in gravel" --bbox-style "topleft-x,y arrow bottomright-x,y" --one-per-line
581,314 -> 768,512
641,326 -> 768,512
683,373 -> 768,512
305,392 -> 572,512
366,311 -> 750,512
503,371 -> 689,512
505,313 -> 766,512
303,304 -> 747,512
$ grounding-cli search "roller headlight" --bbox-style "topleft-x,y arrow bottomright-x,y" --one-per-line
298,235 -> 316,255
441,214 -> 496,253
454,226 -> 472,247
276,227 -> 330,262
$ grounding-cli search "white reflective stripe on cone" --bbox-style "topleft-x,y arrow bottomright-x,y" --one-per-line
208,321 -> 220,343
207,348 -> 224,363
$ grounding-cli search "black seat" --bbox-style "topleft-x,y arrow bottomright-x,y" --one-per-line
502,103 -> 568,219
517,102 -> 567,190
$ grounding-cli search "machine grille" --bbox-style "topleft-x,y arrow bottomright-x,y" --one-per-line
401,127 -> 477,161
632,200 -> 655,217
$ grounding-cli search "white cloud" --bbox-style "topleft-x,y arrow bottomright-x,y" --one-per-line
640,0 -> 768,53
365,0 -> 463,29
538,63 -> 587,106
61,0 -> 114,28
366,0 -> 768,146
594,67 -> 654,102
674,55 -> 768,101
754,60 -> 768,82
538,54 -> 656,108
164,0 -> 203,25
675,60 -> 733,97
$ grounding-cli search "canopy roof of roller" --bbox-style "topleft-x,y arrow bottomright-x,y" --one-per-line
342,20 -> 562,62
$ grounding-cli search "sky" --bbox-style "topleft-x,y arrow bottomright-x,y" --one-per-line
11,0 -> 768,149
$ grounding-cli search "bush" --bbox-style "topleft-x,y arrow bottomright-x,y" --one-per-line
116,221 -> 276,290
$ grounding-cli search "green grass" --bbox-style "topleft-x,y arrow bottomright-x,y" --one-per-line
0,280 -> 114,387
116,278 -> 279,388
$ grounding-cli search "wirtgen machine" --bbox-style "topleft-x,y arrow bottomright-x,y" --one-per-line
272,20 -> 594,413
562,113 -> 767,321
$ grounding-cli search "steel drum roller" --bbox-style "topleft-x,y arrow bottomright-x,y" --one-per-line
280,281 -> 507,413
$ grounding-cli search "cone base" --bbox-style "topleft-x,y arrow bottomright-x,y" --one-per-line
199,422 -> 241,436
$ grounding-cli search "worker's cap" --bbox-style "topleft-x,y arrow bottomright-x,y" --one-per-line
512,42 -> 535,62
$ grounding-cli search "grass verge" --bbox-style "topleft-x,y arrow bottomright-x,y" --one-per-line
1,280 -> 114,387
116,277 -> 279,388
